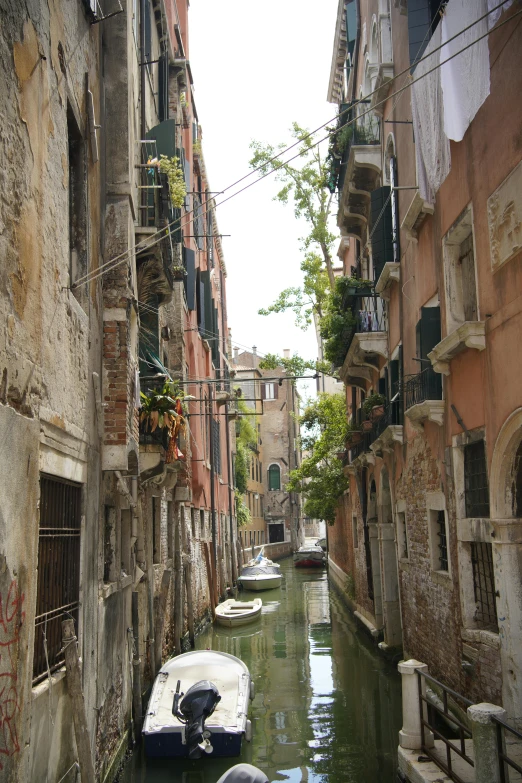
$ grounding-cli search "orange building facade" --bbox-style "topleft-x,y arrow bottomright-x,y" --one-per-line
325,0 -> 522,726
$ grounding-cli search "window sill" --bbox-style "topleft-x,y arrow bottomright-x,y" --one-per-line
428,321 -> 486,375
405,400 -> 444,431
32,666 -> 66,697
461,627 -> 500,648
431,569 -> 453,588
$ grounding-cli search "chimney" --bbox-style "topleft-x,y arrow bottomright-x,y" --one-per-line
233,347 -> 239,362
283,348 -> 290,359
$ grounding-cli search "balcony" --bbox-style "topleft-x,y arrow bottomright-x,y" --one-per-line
339,301 -> 387,385
428,321 -> 486,375
404,367 -> 444,431
337,110 -> 381,243
375,262 -> 400,301
347,401 -> 403,466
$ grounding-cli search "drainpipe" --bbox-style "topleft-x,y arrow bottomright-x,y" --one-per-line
224,400 -> 237,583
208,383 -> 217,567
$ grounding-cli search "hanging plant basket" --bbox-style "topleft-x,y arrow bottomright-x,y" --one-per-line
347,431 -> 363,446
371,404 -> 385,421
172,266 -> 186,280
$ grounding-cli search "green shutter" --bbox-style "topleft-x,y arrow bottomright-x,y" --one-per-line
408,0 -> 433,67
346,1 -> 357,61
201,270 -> 212,341
370,186 -> 393,283
146,119 -> 176,159
184,248 -> 196,310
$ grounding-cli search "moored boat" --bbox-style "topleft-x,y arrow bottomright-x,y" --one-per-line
143,650 -> 252,759
215,598 -> 262,627
238,549 -> 283,591
293,544 -> 326,567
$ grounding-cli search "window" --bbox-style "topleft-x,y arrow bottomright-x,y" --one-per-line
191,507 -> 196,539
67,103 -> 87,295
268,464 -> 281,491
34,475 -> 81,683
429,509 -> 448,572
200,508 -> 205,538
152,496 -> 161,564
262,382 -> 277,400
104,505 -> 117,583
396,511 -> 408,559
212,419 -> 221,475
464,440 -> 490,518
121,509 -> 131,576
470,542 -> 498,632
442,207 -> 478,333
168,501 -> 174,559
408,0 -> 447,66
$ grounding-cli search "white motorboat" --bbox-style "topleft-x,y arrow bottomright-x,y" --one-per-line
293,544 -> 326,568
238,557 -> 283,591
215,598 -> 262,628
143,650 -> 253,759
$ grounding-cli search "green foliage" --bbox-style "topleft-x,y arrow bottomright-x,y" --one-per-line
158,155 -> 187,209
235,490 -> 251,527
258,352 -> 337,381
139,381 -> 184,431
249,122 -> 337,327
318,276 -> 375,368
234,396 -> 258,501
235,442 -> 250,495
345,573 -> 356,600
287,393 -> 350,524
258,253 -> 330,329
362,393 -> 386,417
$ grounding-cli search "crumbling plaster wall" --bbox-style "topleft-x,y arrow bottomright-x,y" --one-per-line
0,3 -> 106,781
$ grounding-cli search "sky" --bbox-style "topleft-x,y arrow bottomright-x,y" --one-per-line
189,0 -> 339,399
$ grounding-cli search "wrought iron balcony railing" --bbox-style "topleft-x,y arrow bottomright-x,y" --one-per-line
404,367 -> 442,410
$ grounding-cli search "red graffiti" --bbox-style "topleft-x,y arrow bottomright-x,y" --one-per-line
0,580 -> 25,769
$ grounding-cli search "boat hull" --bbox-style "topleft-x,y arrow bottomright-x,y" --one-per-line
294,557 -> 325,568
144,728 -> 243,759
238,575 -> 282,591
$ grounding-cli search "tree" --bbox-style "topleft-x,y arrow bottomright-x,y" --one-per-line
286,393 -> 351,524
234,396 -> 258,527
249,122 -> 337,327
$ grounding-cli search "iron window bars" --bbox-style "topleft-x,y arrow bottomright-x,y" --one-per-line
464,440 -> 490,518
34,475 -> 81,683
470,542 -> 498,632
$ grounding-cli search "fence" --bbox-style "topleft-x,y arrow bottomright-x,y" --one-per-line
398,658 -> 521,783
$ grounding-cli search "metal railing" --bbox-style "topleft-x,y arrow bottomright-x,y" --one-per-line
416,669 -> 474,783
337,105 -> 381,194
493,714 -> 522,782
404,366 -> 442,409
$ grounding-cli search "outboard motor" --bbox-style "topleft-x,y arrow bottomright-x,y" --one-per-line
172,679 -> 221,759
216,763 -> 269,783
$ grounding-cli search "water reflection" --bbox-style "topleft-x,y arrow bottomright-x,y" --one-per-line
120,560 -> 401,782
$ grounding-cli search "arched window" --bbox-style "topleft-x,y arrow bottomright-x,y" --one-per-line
268,464 -> 281,491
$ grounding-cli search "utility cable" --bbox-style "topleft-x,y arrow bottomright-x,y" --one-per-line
71,0 -> 515,291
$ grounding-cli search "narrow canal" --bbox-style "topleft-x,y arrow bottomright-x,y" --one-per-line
120,558 -> 402,782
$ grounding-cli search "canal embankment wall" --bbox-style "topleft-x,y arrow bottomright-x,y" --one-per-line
242,541 -> 294,561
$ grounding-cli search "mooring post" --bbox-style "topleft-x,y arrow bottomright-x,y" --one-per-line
468,703 -> 506,783
61,619 -> 96,783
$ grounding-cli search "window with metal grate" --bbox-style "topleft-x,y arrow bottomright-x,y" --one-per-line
471,542 -> 498,632
464,440 -> 490,518
34,475 -> 82,683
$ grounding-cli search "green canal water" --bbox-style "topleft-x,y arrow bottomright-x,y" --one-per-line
120,558 -> 402,782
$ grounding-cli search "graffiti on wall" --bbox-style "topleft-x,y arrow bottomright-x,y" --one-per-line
0,580 -> 25,770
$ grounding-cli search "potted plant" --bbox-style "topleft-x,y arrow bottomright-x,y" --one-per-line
336,450 -> 347,461
363,392 -> 386,421
362,419 -> 373,432
346,430 -> 363,446
171,265 -> 186,281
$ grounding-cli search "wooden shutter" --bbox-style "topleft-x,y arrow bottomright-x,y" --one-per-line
273,382 -> 279,400
261,384 -> 266,400
144,1 -> 152,63
408,0 -> 433,67
201,270 -> 212,340
158,54 -> 169,122
184,248 -> 196,310
419,306 -> 441,359
370,186 -> 393,283
345,1 -> 357,61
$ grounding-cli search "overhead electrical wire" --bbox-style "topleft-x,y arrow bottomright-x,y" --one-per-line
71,0 -> 516,292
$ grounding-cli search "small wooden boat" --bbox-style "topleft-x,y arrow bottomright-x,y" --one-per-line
215,598 -> 262,628
143,650 -> 252,759
293,544 -> 326,567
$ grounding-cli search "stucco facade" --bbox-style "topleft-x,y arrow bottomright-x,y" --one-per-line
0,1 -> 237,780
325,0 -> 522,730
